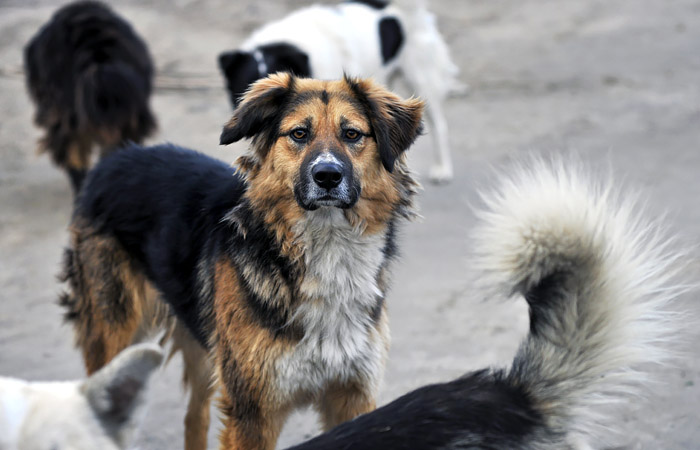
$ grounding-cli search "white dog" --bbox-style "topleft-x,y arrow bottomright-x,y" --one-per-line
0,344 -> 162,450
218,0 -> 462,182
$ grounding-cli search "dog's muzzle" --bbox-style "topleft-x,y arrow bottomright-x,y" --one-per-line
295,151 -> 359,210
312,162 -> 343,190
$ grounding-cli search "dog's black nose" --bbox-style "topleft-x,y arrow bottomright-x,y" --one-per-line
312,163 -> 343,190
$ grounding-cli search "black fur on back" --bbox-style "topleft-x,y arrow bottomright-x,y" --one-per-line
287,369 -> 545,449
75,145 -> 247,345
24,0 -> 156,184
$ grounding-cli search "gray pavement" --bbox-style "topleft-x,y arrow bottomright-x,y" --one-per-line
0,0 -> 698,448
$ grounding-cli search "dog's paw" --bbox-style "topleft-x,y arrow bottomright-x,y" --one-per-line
428,165 -> 453,184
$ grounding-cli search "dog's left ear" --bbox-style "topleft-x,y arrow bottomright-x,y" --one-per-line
346,77 -> 424,172
220,72 -> 294,154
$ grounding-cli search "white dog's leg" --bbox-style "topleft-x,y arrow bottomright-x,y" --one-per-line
425,100 -> 453,183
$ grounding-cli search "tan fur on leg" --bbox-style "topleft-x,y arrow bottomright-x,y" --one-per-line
173,324 -> 217,450
317,383 -> 376,431
66,227 -> 146,374
218,389 -> 290,450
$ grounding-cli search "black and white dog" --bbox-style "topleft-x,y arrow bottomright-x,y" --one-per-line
218,0 -> 462,183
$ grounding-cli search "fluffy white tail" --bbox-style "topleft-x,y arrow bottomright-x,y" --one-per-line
472,159 -> 684,444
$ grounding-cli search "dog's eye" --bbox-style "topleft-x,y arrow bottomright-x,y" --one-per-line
343,129 -> 361,142
291,129 -> 308,142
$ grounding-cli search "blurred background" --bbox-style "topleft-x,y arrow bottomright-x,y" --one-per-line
1,0 -> 698,448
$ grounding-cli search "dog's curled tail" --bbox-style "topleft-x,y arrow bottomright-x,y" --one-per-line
472,159 -> 684,443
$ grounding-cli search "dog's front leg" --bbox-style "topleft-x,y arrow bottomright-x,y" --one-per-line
317,382 -> 377,431
215,342 -> 290,450
425,101 -> 453,184
218,387 -> 289,450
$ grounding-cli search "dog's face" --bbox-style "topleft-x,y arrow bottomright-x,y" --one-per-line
220,73 -> 423,222
282,96 -> 367,210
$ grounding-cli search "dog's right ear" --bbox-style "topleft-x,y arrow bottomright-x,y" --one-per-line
80,344 -> 163,443
219,72 -> 294,154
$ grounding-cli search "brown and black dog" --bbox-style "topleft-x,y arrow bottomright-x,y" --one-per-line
60,73 -> 423,449
24,1 -> 156,193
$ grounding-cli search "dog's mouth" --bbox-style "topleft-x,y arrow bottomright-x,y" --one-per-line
304,194 -> 354,210
294,185 -> 361,211
316,195 -> 341,205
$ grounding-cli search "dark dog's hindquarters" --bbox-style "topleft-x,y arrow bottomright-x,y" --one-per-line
24,0 -> 157,193
60,145 -> 242,449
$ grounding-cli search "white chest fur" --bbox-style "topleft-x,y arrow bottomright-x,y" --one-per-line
275,209 -> 389,398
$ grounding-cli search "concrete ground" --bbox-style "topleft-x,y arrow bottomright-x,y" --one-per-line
0,0 -> 698,448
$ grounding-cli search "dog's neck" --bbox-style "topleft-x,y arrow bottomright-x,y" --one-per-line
227,166 -> 416,320
225,195 -> 391,302
229,191 -> 390,268
294,207 -> 388,302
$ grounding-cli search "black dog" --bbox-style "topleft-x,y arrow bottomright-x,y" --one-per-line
24,0 -> 156,193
